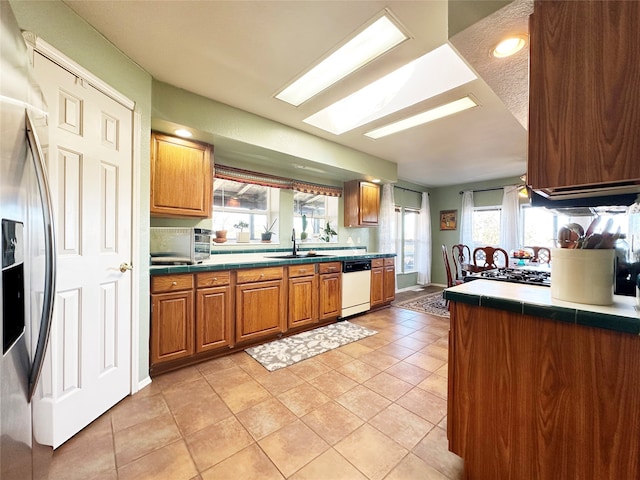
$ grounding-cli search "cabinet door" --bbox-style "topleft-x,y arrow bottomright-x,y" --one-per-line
528,1 -> 640,194
319,273 -> 341,321
383,265 -> 396,303
288,275 -> 318,328
370,267 -> 384,307
150,132 -> 213,218
359,182 -> 380,226
151,291 -> 194,365
344,180 -> 380,227
235,279 -> 285,343
196,285 -> 232,353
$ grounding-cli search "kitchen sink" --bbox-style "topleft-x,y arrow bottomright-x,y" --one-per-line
266,253 -> 334,259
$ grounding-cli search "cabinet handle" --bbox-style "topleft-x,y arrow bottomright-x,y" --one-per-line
213,277 -> 217,281
171,281 -> 177,286
260,273 -> 265,277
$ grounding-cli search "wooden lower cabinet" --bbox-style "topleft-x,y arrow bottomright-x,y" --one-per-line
371,257 -> 394,307
449,301 -> 640,479
288,264 -> 318,329
195,271 -> 232,352
196,285 -> 232,352
151,274 -> 195,365
370,264 -> 384,307
383,258 -> 395,303
150,261 -> 354,373
319,270 -> 341,320
235,267 -> 285,343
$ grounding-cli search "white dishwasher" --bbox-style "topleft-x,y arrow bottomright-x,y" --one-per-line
341,259 -> 372,318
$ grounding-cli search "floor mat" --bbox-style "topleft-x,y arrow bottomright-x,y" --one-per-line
245,321 -> 377,372
393,291 -> 450,317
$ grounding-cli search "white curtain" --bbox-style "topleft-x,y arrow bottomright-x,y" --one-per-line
378,184 -> 396,254
500,185 -> 520,254
460,190 -> 474,248
416,192 -> 431,285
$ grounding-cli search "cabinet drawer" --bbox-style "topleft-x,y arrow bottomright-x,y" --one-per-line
318,262 -> 342,274
384,257 -> 395,267
371,258 -> 384,268
196,271 -> 230,288
288,264 -> 316,278
151,274 -> 194,293
236,266 -> 284,284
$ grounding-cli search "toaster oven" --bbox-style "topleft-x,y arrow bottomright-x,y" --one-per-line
150,227 -> 212,265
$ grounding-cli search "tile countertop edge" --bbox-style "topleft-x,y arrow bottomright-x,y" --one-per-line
149,252 -> 396,275
444,280 -> 640,335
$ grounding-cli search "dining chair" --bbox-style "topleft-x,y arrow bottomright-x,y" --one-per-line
442,245 -> 464,308
526,246 -> 551,264
451,244 -> 471,280
472,246 -> 509,270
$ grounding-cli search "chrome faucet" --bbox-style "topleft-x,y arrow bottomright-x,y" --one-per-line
292,228 -> 297,256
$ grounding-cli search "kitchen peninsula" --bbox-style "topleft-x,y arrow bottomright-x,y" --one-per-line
149,248 -> 395,376
444,280 -> 640,479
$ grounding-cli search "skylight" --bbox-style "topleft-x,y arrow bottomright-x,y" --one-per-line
303,44 -> 477,135
275,13 -> 408,107
365,96 -> 478,139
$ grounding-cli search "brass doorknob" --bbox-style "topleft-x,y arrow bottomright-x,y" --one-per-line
119,262 -> 133,273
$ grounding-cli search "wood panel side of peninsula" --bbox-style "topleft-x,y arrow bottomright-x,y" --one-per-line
448,302 -> 640,479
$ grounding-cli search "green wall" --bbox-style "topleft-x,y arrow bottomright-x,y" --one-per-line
429,175 -> 522,285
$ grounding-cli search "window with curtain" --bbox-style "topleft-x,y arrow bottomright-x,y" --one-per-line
393,206 -> 419,274
472,207 -> 501,246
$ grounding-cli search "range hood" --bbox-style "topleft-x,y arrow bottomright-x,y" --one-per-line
530,190 -> 639,211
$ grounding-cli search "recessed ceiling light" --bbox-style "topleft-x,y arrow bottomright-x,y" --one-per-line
304,44 -> 477,135
492,35 -> 527,58
275,12 -> 409,107
174,129 -> 192,138
371,179 -> 381,183
364,96 -> 478,139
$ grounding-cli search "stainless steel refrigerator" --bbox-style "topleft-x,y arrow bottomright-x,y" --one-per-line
1,1 -> 56,478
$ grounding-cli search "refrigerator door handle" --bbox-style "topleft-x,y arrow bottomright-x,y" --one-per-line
25,110 -> 56,401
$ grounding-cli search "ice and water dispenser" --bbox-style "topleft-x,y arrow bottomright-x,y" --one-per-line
2,219 -> 25,354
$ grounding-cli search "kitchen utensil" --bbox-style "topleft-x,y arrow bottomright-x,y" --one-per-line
584,217 -> 601,238
558,225 -> 579,248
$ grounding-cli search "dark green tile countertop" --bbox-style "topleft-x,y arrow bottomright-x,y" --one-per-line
150,247 -> 396,275
444,279 -> 640,335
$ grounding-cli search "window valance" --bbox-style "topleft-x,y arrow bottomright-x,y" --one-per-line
292,180 -> 342,197
214,164 -> 291,189
215,164 -> 342,197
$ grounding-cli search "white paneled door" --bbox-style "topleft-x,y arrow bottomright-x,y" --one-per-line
32,52 -> 133,448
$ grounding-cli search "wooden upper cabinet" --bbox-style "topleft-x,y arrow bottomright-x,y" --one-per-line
150,132 -> 213,218
344,180 -> 380,227
528,1 -> 640,196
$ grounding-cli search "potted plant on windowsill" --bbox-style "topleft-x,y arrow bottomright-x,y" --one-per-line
234,221 -> 250,243
300,214 -> 308,241
320,222 -> 337,242
261,218 -> 277,243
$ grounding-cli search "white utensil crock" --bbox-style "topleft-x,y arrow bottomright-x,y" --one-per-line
551,248 -> 615,305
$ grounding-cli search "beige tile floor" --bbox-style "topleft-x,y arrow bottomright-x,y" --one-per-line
48,298 -> 464,480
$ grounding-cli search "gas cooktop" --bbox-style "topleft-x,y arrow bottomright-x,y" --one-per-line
464,267 -> 551,287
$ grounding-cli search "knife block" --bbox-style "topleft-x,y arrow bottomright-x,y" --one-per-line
551,248 -> 615,305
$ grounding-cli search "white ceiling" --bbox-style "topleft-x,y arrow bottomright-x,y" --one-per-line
64,0 -> 531,188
